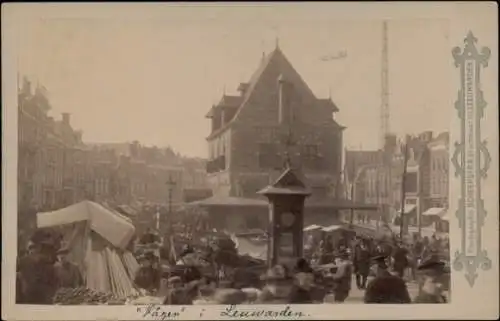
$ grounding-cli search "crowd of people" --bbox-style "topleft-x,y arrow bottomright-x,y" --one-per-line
16,224 -> 450,305
16,230 -> 83,304
129,228 -> 450,305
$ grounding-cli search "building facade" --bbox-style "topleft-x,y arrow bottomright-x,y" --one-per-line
428,132 -> 450,208
344,131 -> 450,232
205,45 -> 344,201
344,135 -> 399,225
18,78 -> 85,212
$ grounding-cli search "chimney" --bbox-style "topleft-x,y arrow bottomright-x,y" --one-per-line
278,74 -> 293,125
75,130 -> 83,142
62,113 -> 71,125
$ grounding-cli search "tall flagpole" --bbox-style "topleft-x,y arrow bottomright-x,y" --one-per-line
399,137 -> 410,240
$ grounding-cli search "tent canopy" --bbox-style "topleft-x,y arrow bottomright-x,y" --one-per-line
403,204 -> 417,215
304,224 -> 322,232
322,225 -> 343,232
423,207 -> 446,216
117,204 -> 137,217
37,200 -> 136,250
440,210 -> 451,221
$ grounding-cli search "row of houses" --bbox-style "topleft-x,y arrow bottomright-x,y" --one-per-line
344,131 -> 450,233
17,78 -> 211,226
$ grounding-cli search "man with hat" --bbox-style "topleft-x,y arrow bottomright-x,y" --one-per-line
330,249 -> 353,303
293,258 -> 314,274
134,251 -> 161,293
364,254 -> 411,304
353,240 -> 371,290
54,247 -> 83,289
289,271 -> 315,304
256,265 -> 294,303
162,276 -> 191,305
392,241 -> 410,279
16,238 -> 59,304
413,255 -> 449,303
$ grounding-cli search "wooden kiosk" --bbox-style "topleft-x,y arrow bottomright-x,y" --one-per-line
258,167 -> 311,269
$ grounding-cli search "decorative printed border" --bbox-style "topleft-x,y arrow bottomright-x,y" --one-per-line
451,31 -> 492,287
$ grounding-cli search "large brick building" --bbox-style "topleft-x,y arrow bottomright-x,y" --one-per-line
344,131 -> 450,233
89,142 -> 185,207
198,45 -> 366,232
205,45 -> 344,201
18,78 -> 85,212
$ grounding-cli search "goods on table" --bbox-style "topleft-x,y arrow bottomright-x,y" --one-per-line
212,288 -> 248,305
53,287 -> 125,305
126,295 -> 163,305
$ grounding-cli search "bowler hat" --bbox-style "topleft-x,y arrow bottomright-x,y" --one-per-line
371,254 -> 388,267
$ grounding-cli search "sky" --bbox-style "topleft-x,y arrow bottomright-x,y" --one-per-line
16,5 -> 453,158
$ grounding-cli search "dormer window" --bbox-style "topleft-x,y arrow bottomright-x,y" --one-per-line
238,83 -> 249,95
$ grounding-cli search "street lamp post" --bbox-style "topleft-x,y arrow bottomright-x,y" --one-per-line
399,137 -> 410,240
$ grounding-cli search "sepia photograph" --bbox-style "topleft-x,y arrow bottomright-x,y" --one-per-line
2,2 -> 498,320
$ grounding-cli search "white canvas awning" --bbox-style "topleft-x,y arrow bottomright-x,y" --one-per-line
37,200 -> 136,249
304,224 -> 322,232
322,225 -> 343,232
440,210 -> 451,221
423,207 -> 446,216
37,202 -> 91,228
402,204 -> 417,214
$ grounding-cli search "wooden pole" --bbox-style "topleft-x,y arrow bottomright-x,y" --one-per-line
399,138 -> 409,240
349,161 -> 356,228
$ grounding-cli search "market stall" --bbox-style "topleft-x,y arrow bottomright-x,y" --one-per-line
37,200 -> 141,303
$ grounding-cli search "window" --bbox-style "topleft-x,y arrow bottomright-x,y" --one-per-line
405,172 -> 418,193
303,144 -> 319,158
